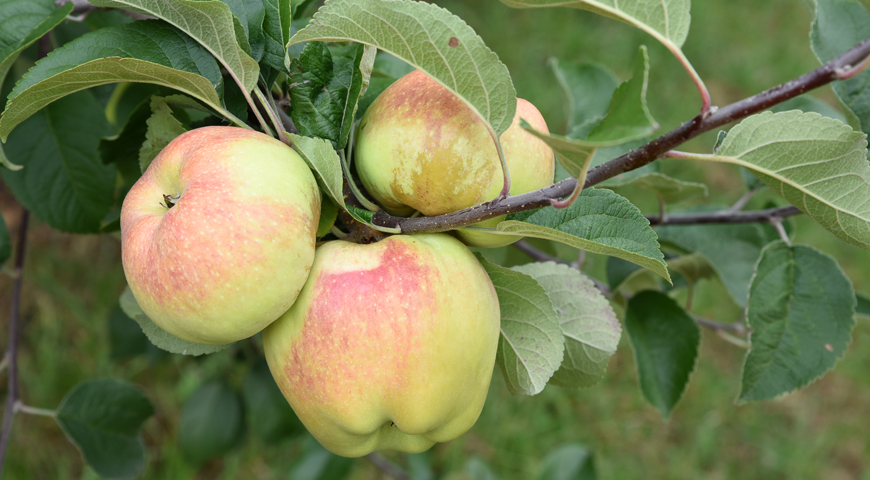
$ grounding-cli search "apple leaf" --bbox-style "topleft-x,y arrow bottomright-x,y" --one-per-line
738,242 -> 856,403
288,42 -> 369,149
317,198 -> 339,238
89,0 -> 260,95
857,293 -> 870,320
494,188 -> 670,282
523,46 -> 656,181
548,58 -> 618,135
220,0 -> 266,62
606,172 -> 708,204
0,0 -> 73,169
56,380 -> 154,480
288,0 -> 517,136
770,94 -> 846,124
243,360 -> 305,443
1,91 -> 116,233
178,381 -> 245,466
656,221 -> 776,307
625,291 -> 700,419
512,262 -> 621,388
811,0 -> 870,138
138,97 -> 188,172
706,111 -> 870,250
260,0 -> 291,85
119,287 -> 231,356
291,437 -> 356,480
477,255 -> 564,396
498,0 -> 692,49
0,20 -> 238,141
287,133 -> 345,208
537,444 -> 597,480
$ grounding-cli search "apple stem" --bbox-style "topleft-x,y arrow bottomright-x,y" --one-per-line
339,150 -> 381,213
255,86 -> 289,144
490,127 -> 512,201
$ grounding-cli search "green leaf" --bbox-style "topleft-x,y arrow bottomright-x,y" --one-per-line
139,97 -> 188,172
625,291 -> 700,419
656,222 -> 774,307
287,133 -> 344,207
548,58 -> 618,135
120,287 -> 231,356
606,172 -> 708,204
770,95 -> 846,124
108,304 -> 149,360
260,0 -> 292,82
463,457 -> 500,480
738,242 -> 856,403
856,293 -> 870,319
497,189 -> 669,282
288,0 -> 517,135
243,359 -> 304,443
524,47 -> 656,180
0,0 -> 73,156
100,98 -> 150,180
290,437 -> 355,480
288,42 -> 367,149
711,111 -> 870,250
584,46 -> 657,142
477,255 -> 564,396
537,444 -> 597,480
316,197 -> 339,237
499,0 -> 692,48
0,213 -> 9,266
1,91 -> 115,233
811,0 -> 870,138
89,0 -> 260,95
512,262 -> 620,388
178,381 -> 245,465
220,0 -> 266,61
56,380 -> 154,480
0,20 -> 234,140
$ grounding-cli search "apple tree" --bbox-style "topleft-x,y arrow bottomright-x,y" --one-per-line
1,0 -> 870,478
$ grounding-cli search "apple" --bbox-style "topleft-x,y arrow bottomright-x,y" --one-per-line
262,233 -> 501,457
120,126 -> 321,345
354,70 -> 554,247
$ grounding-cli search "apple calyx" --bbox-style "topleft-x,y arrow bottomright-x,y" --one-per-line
162,193 -> 180,209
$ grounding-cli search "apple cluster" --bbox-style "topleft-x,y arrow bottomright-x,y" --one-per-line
120,71 -> 554,457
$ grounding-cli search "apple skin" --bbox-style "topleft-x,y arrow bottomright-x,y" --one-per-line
354,70 -> 554,247
262,233 -> 500,457
121,126 -> 321,345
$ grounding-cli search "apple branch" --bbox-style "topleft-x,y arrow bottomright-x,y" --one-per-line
0,208 -> 30,475
370,35 -> 870,234
645,205 -> 801,225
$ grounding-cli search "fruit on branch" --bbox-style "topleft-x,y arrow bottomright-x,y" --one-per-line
354,70 -> 555,247
262,233 -> 501,457
120,126 -> 321,345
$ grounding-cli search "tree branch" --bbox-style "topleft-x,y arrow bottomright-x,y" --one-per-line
0,209 -> 30,476
370,35 -> 870,234
646,205 -> 801,225
512,241 -> 568,265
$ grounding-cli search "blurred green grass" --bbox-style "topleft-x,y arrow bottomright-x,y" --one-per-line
2,0 -> 870,478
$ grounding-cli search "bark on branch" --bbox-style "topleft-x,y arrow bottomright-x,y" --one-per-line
370,36 -> 870,235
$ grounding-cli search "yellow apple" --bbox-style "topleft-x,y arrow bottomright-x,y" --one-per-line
354,70 -> 554,247
262,233 -> 500,457
121,126 -> 321,345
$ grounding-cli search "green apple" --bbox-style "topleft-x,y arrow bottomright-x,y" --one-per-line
354,70 -> 554,247
262,233 -> 501,457
121,126 -> 321,345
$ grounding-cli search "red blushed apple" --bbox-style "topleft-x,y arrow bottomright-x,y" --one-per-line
354,70 -> 554,247
262,233 -> 501,457
121,126 -> 321,345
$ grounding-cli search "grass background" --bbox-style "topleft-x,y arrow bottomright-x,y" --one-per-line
2,0 -> 870,478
